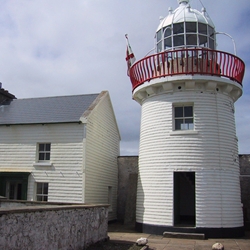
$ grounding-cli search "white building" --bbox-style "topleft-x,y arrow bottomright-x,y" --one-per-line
0,89 -> 120,221
128,0 -> 245,237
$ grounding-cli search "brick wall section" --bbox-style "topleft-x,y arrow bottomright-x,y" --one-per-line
0,202 -> 109,250
117,156 -> 138,224
239,154 -> 250,223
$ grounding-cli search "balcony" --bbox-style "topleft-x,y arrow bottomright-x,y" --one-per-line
129,48 -> 245,91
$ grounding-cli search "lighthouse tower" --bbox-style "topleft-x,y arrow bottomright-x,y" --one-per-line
128,0 -> 245,238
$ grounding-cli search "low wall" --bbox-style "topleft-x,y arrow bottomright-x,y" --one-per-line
0,200 -> 109,250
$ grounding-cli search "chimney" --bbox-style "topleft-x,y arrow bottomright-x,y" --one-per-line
0,83 -> 16,104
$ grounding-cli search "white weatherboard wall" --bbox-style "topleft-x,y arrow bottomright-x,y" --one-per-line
0,123 -> 85,203
136,85 -> 243,228
84,92 -> 120,221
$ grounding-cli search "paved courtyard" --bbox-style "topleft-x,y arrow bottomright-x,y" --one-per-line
108,223 -> 250,250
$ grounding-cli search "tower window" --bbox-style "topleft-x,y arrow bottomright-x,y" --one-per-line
174,105 -> 194,130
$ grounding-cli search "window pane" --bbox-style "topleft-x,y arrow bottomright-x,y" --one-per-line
157,30 -> 162,41
175,107 -> 183,117
164,37 -> 172,48
164,26 -> 171,37
174,35 -> 184,46
185,118 -> 194,129
175,119 -> 183,130
44,183 -> 48,194
181,123 -> 189,130
157,42 -> 162,53
39,144 -> 44,151
37,183 -> 43,194
37,196 -> 43,201
199,35 -> 207,46
186,34 -> 197,45
45,144 -> 50,151
173,23 -> 184,34
184,106 -> 193,117
198,23 -> 207,34
209,38 -> 215,49
45,153 -> 50,161
39,153 -> 44,161
208,26 -> 214,36
186,22 -> 197,32
43,196 -> 48,202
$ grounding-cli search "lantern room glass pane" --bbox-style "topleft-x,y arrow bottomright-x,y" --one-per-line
173,23 -> 184,34
186,34 -> 197,45
157,30 -> 162,42
208,26 -> 215,37
164,26 -> 171,37
186,22 -> 197,33
164,37 -> 172,48
209,38 -> 215,49
174,35 -> 184,46
198,23 -> 207,34
199,35 -> 207,46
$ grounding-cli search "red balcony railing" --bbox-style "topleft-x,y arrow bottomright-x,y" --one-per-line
129,48 -> 245,91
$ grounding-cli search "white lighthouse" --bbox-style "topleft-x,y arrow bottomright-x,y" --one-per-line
128,0 -> 245,238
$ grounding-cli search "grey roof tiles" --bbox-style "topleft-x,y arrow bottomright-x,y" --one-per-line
0,94 -> 99,125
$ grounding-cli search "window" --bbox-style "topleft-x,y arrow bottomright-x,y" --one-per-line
38,143 -> 51,161
156,22 -> 215,51
36,183 -> 48,201
174,105 -> 194,130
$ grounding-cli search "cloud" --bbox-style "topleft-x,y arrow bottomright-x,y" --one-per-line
0,0 -> 249,155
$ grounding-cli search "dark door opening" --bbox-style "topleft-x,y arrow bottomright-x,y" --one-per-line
0,172 -> 29,200
174,172 -> 195,227
7,182 -> 23,200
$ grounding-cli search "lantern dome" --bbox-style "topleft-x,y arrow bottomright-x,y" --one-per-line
156,0 -> 216,52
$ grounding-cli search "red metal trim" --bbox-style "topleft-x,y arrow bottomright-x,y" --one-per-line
129,48 -> 245,91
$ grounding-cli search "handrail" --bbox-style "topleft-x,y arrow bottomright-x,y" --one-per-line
129,48 -> 245,91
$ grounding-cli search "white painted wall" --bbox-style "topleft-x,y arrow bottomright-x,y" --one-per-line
0,123 -> 85,203
84,92 -> 120,221
136,84 -> 243,228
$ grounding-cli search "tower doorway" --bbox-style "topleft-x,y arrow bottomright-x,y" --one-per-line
174,172 -> 195,227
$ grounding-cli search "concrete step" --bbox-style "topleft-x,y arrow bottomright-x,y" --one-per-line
163,231 -> 205,240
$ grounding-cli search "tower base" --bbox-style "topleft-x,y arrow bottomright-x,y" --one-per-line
135,222 -> 244,239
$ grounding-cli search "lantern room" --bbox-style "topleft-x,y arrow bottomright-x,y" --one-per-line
156,0 -> 215,52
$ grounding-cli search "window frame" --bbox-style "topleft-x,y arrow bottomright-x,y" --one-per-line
37,143 -> 51,162
173,104 -> 194,131
36,182 -> 49,202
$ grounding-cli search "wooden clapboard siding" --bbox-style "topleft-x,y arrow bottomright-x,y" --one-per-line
136,87 -> 242,228
0,123 -> 84,203
84,92 -> 120,221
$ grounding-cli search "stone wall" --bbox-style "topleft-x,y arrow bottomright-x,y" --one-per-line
117,156 -> 138,224
0,201 -> 109,250
240,154 -> 250,225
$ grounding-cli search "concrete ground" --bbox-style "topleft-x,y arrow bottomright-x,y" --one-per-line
108,223 -> 250,250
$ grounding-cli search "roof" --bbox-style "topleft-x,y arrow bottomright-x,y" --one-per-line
0,93 -> 100,125
156,0 -> 214,32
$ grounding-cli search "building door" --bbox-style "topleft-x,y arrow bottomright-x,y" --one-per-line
174,172 -> 195,227
0,172 -> 29,200
6,181 -> 23,200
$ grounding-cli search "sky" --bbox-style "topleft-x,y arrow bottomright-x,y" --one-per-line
0,0 -> 249,155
